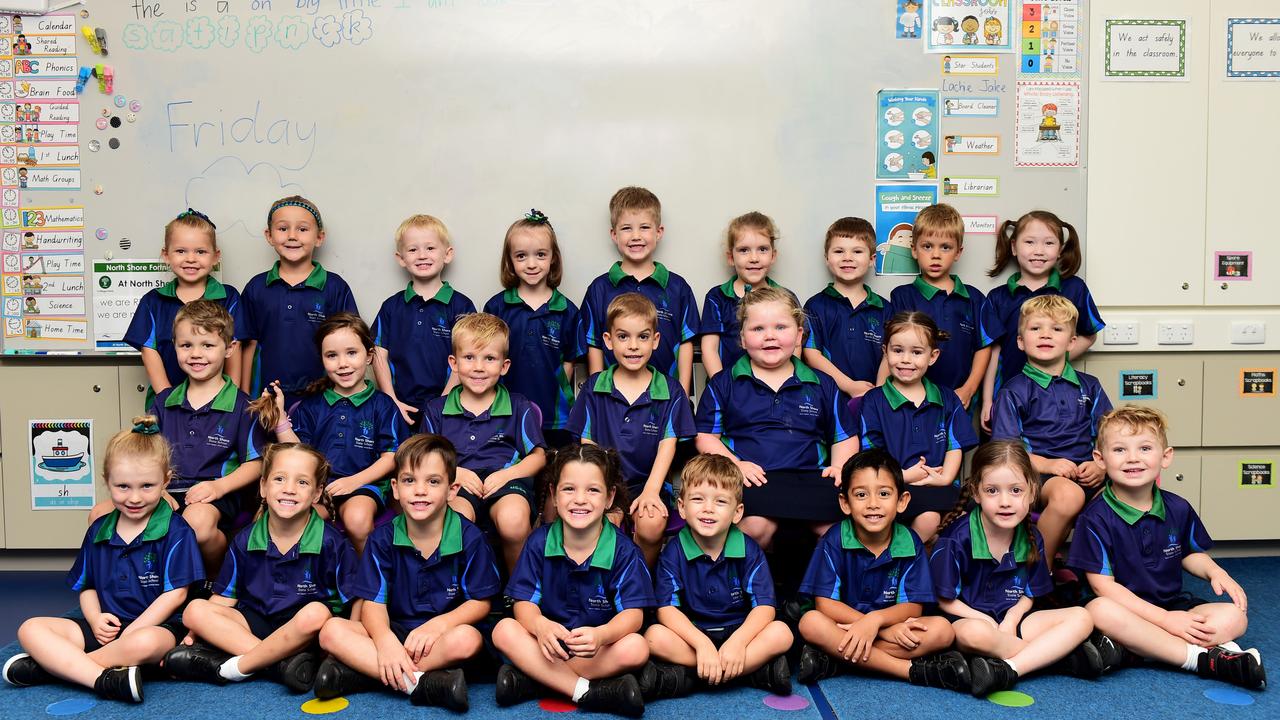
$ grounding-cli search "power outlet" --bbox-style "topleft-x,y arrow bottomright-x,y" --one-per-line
1104,322 -> 1139,345
1157,321 -> 1194,345
1231,320 -> 1266,345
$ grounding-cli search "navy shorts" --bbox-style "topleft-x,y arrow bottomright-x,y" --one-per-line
1036,473 -> 1103,502
333,481 -> 388,511
1159,592 -> 1215,613
74,616 -> 183,653
742,469 -> 843,522
172,484 -> 247,532
458,475 -> 535,526
238,605 -> 304,640
700,623 -> 745,648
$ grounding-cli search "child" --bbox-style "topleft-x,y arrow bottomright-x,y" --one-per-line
482,209 -> 585,448
803,217 -> 894,412
5,418 -> 202,702
258,313 -> 408,553
641,454 -> 792,700
695,287 -> 857,549
373,214 -> 476,426
930,440 -> 1114,697
860,312 -> 977,542
164,443 -> 357,692
991,295 -> 1112,565
580,186 -> 700,395
316,433 -> 501,709
699,212 -> 801,377
124,209 -> 246,405
888,203 -> 989,409
420,312 -> 547,571
492,444 -> 654,718
240,195 -> 359,407
567,293 -> 695,567
795,449 -> 962,689
1069,406 -> 1265,689
980,210 -> 1104,428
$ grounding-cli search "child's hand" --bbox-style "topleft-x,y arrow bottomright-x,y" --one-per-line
955,386 -> 975,409
1045,458 -> 1078,479
163,491 -> 180,511
735,460 -> 767,487
980,403 -> 993,433
629,490 -> 668,520
535,618 -> 572,662
455,468 -> 484,497
695,639 -> 723,684
880,618 -> 927,650
920,464 -> 948,486
1161,610 -> 1216,646
327,477 -> 361,498
265,381 -> 287,416
394,399 -> 418,428
404,618 -> 447,663
1210,570 -> 1248,613
836,618 -> 879,663
184,480 -> 222,504
822,464 -> 842,486
375,634 -> 417,691
481,471 -> 511,499
1075,460 -> 1105,487
565,626 -> 602,658
91,613 -> 121,645
718,637 -> 748,681
903,457 -> 930,484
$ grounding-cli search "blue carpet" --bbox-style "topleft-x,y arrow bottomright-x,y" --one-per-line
0,572 -> 71,645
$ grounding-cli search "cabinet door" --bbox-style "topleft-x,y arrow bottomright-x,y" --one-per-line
1164,450 -> 1201,514
1,362 -> 119,548
1201,354 -> 1280,447
1200,450 -> 1280,541
1082,355 -> 1202,447
119,364 -> 152,420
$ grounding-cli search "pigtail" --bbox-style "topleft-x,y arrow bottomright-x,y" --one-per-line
987,220 -> 1019,277
249,392 -> 285,431
1056,218 -> 1082,278
937,477 -> 974,534
317,486 -> 338,526
1022,512 -> 1041,570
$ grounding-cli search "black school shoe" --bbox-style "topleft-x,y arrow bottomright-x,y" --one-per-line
747,655 -> 792,696
94,666 -> 143,703
1057,638 -> 1105,679
494,663 -> 544,707
638,660 -> 696,701
1198,646 -> 1267,690
908,651 -> 971,693
1088,632 -> 1131,673
967,655 -> 1017,697
410,668 -> 468,712
2,653 -> 54,687
795,643 -> 842,684
270,650 -> 320,693
577,675 -> 644,718
313,655 -> 378,699
162,641 -> 231,685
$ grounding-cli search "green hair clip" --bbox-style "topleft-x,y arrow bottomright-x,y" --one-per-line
131,420 -> 159,435
525,208 -> 549,224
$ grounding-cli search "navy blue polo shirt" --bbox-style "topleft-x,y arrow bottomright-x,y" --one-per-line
991,362 -> 1112,464
888,276 -> 986,390
215,510 -> 357,617
800,520 -> 935,612
656,526 -> 775,630
566,366 -> 695,491
351,510 -> 502,630
860,378 -> 977,472
151,376 -> 265,491
506,520 -> 656,629
290,381 -> 406,481
241,262 -> 359,396
372,282 -> 476,409
123,278 -> 247,389
420,385 -> 545,475
929,512 -> 1052,623
1068,484 -> 1212,608
483,288 -> 585,430
580,262 -> 700,378
695,356 -> 854,471
804,284 -> 895,383
700,278 -> 804,371
979,269 -> 1105,387
68,503 -> 203,622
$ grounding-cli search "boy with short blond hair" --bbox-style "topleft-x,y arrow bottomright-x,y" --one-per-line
419,313 -> 546,571
372,214 -> 476,425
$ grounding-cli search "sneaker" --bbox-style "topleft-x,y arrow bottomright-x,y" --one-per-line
162,642 -> 231,685
967,656 -> 1017,697
1197,646 -> 1266,690
638,660 -> 696,701
271,650 -> 320,693
1088,632 -> 1128,673
577,675 -> 644,718
908,651 -> 971,693
3,653 -> 54,687
1058,639 -> 1104,679
94,666 -> 143,703
494,663 -> 542,707
410,668 -> 468,712
747,655 -> 792,696
796,644 -> 841,684
313,656 -> 377,699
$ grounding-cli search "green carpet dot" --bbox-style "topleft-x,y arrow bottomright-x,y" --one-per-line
987,690 -> 1035,707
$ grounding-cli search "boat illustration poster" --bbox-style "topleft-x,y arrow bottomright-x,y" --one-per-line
29,419 -> 93,509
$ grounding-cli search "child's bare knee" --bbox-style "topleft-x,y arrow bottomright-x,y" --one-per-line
613,633 -> 650,666
318,618 -> 347,651
295,603 -> 333,635
491,618 -> 524,650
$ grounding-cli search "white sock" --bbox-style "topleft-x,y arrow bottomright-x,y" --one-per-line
1181,644 -> 1207,671
1218,641 -> 1242,652
571,677 -> 590,702
401,671 -> 424,695
1004,659 -> 1020,677
218,656 -> 251,682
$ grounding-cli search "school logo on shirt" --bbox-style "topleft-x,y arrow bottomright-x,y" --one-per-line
863,317 -> 884,345
1162,529 -> 1182,559
728,575 -> 744,605
355,420 -> 376,450
296,562 -> 318,597
587,576 -> 612,611
1077,391 -> 1093,409
958,312 -> 976,336
797,390 -> 820,418
137,551 -> 161,589
1005,570 -> 1027,602
543,319 -> 562,349
933,422 -> 948,446
881,567 -> 902,604
432,316 -> 452,340
206,424 -> 231,450
307,301 -> 326,324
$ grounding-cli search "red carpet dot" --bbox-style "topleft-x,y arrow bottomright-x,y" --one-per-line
539,698 -> 578,712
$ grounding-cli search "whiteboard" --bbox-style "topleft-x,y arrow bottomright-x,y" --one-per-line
7,0 -> 1088,353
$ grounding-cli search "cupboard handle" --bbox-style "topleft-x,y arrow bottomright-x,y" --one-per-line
1175,474 -> 1184,482
1221,283 -> 1229,290
137,384 -> 145,393
1178,378 -> 1186,387
92,385 -> 101,393
1181,282 -> 1190,290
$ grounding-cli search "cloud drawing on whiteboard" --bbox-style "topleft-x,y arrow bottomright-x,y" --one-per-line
186,157 -> 304,237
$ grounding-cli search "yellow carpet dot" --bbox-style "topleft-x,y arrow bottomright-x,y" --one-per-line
301,697 -> 350,714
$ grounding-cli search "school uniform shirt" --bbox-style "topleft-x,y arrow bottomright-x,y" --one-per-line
695,356 -> 855,471
214,509 -> 357,617
803,284 -> 895,383
506,520 -> 656,629
991,361 -> 1112,465
978,269 -> 1105,388
483,288 -> 585,431
151,376 -> 265,491
580,262 -> 700,379
372,282 -> 476,410
566,366 -> 695,491
1067,484 -> 1213,608
351,510 -> 502,630
123,278 -> 247,389
241,262 -> 359,396
290,381 -> 406,482
699,278 -> 807,371
929,512 -> 1053,623
860,377 -> 978,472
799,520 -> 935,612
656,526 -> 775,630
888,276 -> 986,391
419,385 -> 545,475
68,503 -> 203,622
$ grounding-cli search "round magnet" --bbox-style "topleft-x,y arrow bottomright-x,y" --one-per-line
105,250 -> 113,260
94,185 -> 104,195
126,112 -> 136,123
101,108 -> 109,116
108,138 -> 120,149
95,228 -> 108,240
114,95 -> 126,108
87,139 -> 100,152
129,100 -> 142,112
119,237 -> 131,250
109,116 -> 121,128
95,117 -> 107,130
